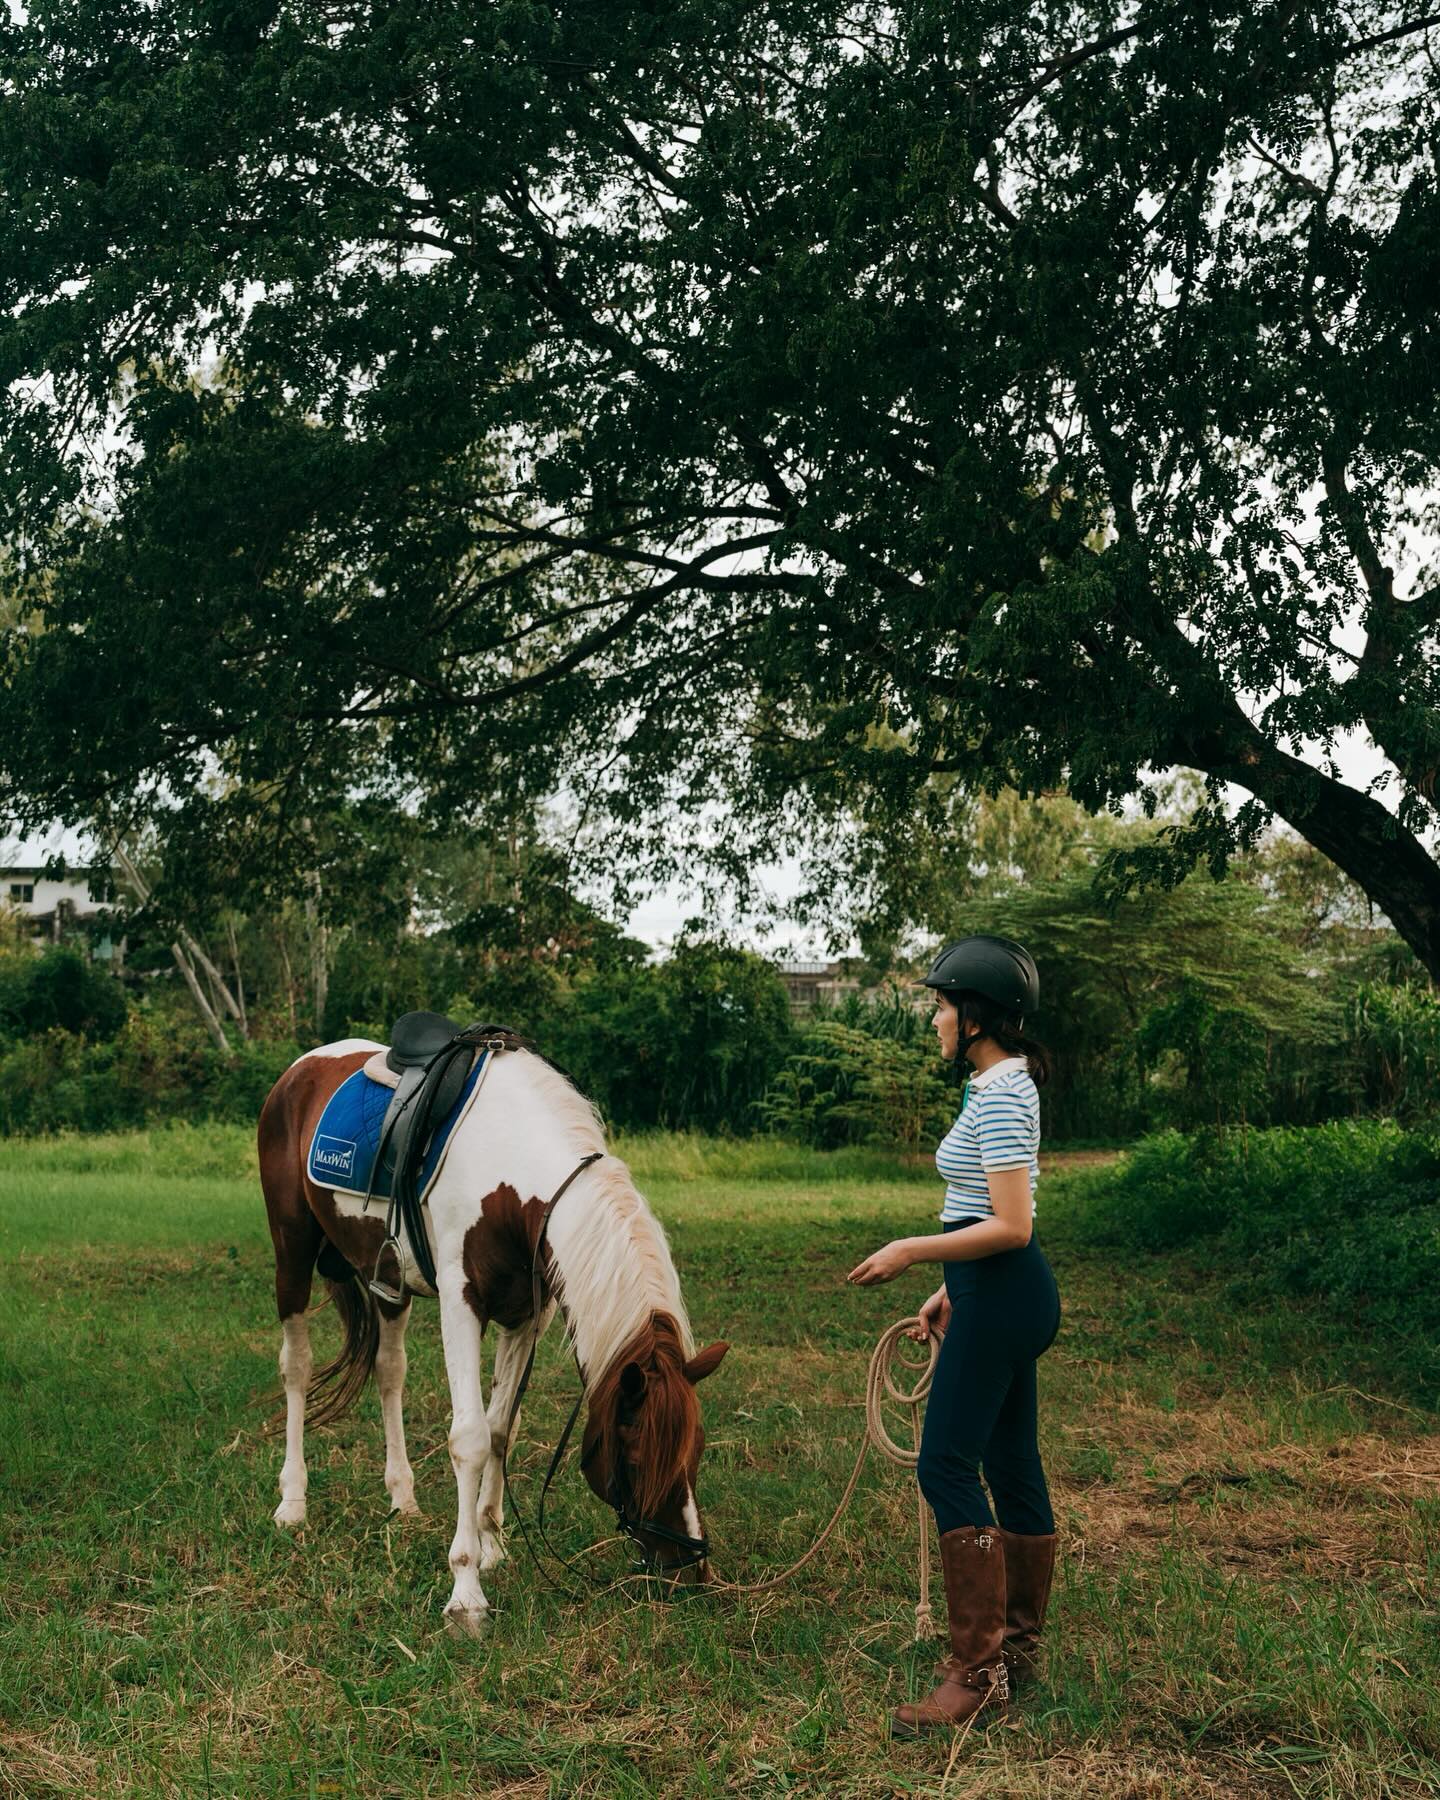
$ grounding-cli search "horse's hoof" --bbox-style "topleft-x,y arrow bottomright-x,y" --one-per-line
274,1499 -> 307,1527
443,1602 -> 491,1639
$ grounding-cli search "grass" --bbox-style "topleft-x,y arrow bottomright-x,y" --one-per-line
0,1124 -> 1437,1797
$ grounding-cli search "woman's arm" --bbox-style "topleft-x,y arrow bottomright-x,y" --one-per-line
847,1167 -> 1032,1286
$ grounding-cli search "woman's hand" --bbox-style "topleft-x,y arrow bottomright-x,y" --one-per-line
847,1239 -> 914,1286
907,1285 -> 950,1344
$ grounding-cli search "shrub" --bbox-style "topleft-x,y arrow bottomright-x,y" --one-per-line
551,941 -> 794,1133
1075,1119 -> 1440,1391
0,1013 -> 302,1135
0,946 -> 128,1043
759,1020 -> 956,1150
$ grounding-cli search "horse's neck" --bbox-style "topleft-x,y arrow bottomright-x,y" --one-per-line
542,1157 -> 693,1383
439,1049 -> 692,1375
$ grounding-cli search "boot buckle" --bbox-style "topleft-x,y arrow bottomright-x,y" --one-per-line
966,1660 -> 1009,1702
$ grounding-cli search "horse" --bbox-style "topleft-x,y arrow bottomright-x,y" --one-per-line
257,1034 -> 729,1632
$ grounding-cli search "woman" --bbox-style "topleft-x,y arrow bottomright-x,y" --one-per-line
847,934 -> 1062,1739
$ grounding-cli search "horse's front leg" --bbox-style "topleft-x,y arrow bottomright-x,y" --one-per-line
376,1299 -> 419,1516
437,1275 -> 492,1632
476,1298 -> 558,1571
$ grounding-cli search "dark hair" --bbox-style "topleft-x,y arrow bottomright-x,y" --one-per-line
941,988 -> 1052,1087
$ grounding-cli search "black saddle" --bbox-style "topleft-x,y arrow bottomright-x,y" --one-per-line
386,1010 -> 466,1072
366,1016 -> 524,1305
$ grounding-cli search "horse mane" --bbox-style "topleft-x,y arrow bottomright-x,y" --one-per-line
508,1049 -> 697,1384
587,1312 -> 701,1520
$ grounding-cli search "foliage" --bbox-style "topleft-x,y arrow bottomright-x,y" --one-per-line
1343,980 -> 1440,1125
554,940 -> 794,1134
1133,978 -> 1272,1129
4,6 -> 1440,973
5,816 -> 1440,1146
922,862 -> 1345,1137
0,1013 -> 300,1135
0,945 -> 128,1042
1076,1120 -> 1440,1370
758,1020 -> 956,1150
809,983 -> 935,1048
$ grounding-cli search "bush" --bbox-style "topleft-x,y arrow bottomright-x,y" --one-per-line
1075,1119 -> 1440,1391
0,1013 -> 302,1135
1345,979 -> 1440,1123
551,941 -> 794,1133
0,946 -> 128,1043
759,1020 -> 957,1150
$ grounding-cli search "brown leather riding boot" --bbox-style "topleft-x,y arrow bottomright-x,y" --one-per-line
890,1525 -> 1009,1739
996,1527 -> 1058,1695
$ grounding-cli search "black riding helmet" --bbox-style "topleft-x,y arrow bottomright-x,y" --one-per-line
921,935 -> 1039,1023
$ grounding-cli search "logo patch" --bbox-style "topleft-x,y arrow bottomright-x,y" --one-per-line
312,1135 -> 357,1180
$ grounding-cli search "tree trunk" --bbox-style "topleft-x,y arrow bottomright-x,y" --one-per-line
169,942 -> 233,1058
111,843 -> 241,1052
305,879 -> 328,1037
1167,708 -> 1440,986
278,932 -> 298,1039
226,916 -> 248,1038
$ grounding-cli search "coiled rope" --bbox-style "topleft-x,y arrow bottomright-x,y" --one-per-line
706,1316 -> 941,1639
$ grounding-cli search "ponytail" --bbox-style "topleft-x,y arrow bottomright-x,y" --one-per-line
948,990 -> 1053,1087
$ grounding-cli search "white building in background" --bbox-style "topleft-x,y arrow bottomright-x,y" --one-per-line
0,864 -> 121,954
0,830 -> 120,957
777,958 -> 861,1012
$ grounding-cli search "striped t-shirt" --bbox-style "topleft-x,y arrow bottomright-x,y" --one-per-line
935,1056 -> 1040,1223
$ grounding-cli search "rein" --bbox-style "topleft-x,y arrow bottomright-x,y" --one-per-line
495,1149 -> 603,1599
503,1298 -> 940,1631
497,1150 -> 710,1598
486,1110 -> 929,1619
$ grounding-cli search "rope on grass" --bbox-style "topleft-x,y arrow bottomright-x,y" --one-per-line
708,1316 -> 941,1640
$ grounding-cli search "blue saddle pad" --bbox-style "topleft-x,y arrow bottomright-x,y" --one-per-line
306,1056 -> 484,1199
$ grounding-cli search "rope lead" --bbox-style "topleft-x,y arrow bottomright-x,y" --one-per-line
708,1316 -> 940,1641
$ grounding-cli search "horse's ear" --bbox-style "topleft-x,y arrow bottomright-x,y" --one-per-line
683,1341 -> 729,1385
619,1361 -> 648,1405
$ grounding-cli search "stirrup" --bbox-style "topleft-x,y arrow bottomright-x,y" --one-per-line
368,1236 -> 407,1305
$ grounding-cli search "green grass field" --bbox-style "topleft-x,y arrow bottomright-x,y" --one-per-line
2,1126 -> 1437,1798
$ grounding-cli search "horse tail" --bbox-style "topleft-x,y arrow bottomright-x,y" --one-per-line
305,1262 -> 380,1426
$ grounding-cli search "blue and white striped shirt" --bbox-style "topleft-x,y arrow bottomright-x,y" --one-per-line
935,1056 -> 1040,1223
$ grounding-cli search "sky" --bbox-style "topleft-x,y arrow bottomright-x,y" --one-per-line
616,725 -> 1403,956
0,705 -> 1411,960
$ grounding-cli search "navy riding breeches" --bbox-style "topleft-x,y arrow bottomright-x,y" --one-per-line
915,1219 -> 1062,1536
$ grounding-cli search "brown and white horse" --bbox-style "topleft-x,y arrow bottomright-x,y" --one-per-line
258,1037 -> 728,1632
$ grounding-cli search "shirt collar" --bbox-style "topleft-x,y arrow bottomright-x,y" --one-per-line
966,1055 -> 1028,1091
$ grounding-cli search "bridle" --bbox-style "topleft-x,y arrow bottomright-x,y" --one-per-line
579,1409 -> 711,1574
498,1152 -> 710,1595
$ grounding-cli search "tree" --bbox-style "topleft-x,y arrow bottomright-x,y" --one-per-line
0,945 -> 127,1042
956,862 -> 1345,1132
4,4 -> 1440,964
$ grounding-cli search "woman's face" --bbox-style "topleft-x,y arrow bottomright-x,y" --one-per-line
932,992 -> 972,1062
